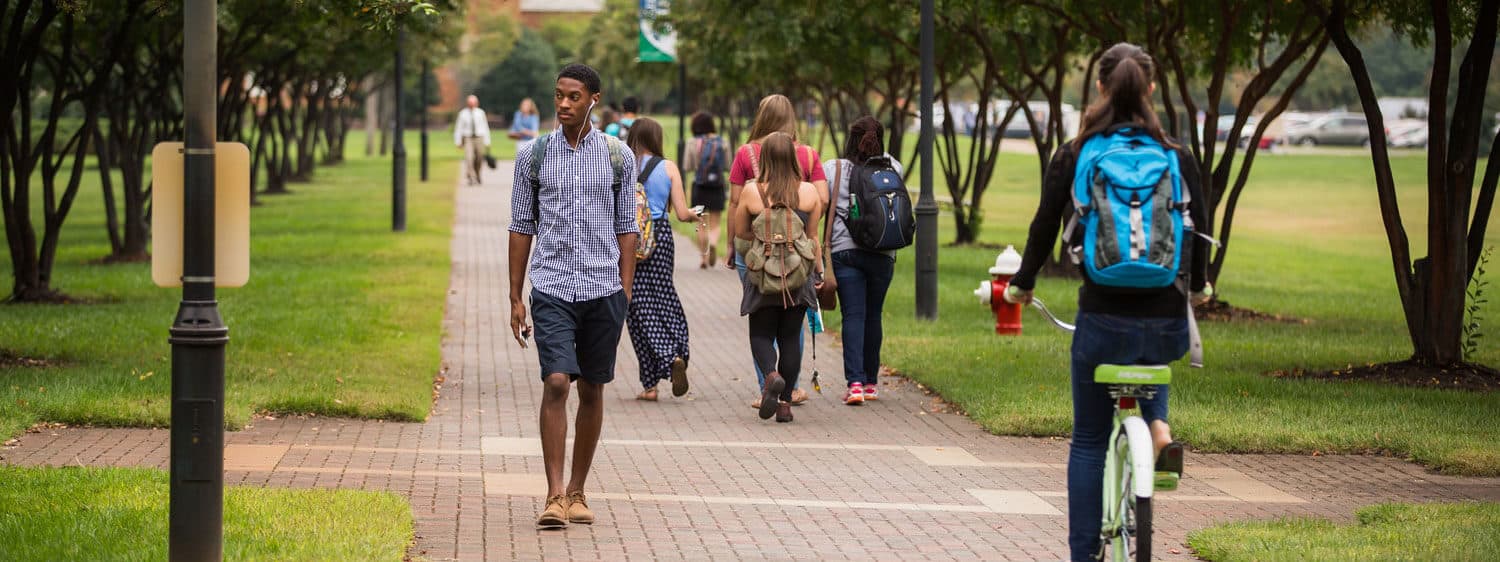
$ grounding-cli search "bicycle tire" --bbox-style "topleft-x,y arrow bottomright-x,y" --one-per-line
1134,496 -> 1153,562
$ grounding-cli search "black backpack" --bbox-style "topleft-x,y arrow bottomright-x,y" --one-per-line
845,156 -> 915,250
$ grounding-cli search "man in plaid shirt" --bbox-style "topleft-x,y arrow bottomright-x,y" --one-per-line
508,64 -> 638,529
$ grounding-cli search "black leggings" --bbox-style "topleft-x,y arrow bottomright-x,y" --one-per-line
748,305 -> 807,402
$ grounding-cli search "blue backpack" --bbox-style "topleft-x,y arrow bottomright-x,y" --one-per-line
1069,127 -> 1191,289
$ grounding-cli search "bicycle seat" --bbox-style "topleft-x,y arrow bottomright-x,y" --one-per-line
1094,364 -> 1172,385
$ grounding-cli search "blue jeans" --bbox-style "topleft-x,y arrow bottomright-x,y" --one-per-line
1067,312 -> 1188,562
736,251 -> 803,389
832,250 -> 895,386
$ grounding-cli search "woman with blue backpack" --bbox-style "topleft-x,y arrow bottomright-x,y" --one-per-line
1003,43 -> 1213,562
625,118 -> 704,402
820,116 -> 911,406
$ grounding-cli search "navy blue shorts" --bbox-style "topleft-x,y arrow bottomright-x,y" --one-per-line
531,289 -> 627,384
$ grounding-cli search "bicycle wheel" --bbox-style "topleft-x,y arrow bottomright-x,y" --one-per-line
1107,429 -> 1154,562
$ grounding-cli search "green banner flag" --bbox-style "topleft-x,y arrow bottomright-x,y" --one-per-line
638,0 -> 676,63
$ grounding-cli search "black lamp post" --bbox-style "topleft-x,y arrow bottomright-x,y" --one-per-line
915,0 -> 938,320
170,0 -> 227,559
420,58 -> 429,182
392,24 -> 407,232
677,61 -> 687,162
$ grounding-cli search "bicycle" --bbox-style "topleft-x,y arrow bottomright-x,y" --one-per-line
1019,296 -> 1179,562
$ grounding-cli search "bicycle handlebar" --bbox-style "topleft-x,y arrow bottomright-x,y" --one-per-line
1028,298 -> 1076,333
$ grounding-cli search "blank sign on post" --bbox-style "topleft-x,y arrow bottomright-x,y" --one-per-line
151,142 -> 250,288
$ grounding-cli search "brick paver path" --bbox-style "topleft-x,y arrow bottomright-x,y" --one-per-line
5,163 -> 1498,561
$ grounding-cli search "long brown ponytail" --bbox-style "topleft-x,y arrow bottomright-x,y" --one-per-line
1074,43 -> 1175,148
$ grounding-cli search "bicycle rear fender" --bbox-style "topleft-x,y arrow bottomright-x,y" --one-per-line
1121,416 -> 1156,499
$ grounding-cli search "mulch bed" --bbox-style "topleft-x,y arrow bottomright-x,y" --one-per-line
1195,298 -> 1310,324
1268,359 -> 1500,392
0,351 -> 57,369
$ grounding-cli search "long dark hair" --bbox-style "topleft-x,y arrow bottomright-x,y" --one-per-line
1073,43 -> 1174,148
842,116 -> 885,163
627,117 -> 665,159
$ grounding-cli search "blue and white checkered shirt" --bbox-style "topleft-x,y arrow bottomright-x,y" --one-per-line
510,127 -> 638,303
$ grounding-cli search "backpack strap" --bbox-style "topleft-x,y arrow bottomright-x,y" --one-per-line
823,160 -> 841,265
605,136 -> 628,222
639,155 -> 667,217
605,136 -> 626,194
530,132 -> 552,224
748,144 -> 760,180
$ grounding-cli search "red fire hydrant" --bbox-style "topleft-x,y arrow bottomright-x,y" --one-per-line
973,245 -> 1024,335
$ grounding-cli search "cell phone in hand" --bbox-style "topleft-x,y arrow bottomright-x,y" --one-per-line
690,205 -> 706,217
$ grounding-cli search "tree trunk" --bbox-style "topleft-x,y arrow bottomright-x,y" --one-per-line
364,79 -> 380,156
1321,0 -> 1498,366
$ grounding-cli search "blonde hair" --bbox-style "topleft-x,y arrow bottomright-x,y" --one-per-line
747,94 -> 799,143
757,133 -> 801,210
519,98 -> 538,115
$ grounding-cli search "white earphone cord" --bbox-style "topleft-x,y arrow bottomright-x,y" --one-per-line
575,99 -> 596,146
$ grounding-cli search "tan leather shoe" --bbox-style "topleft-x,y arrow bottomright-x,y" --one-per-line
537,494 -> 568,528
790,387 -> 809,405
566,490 -> 594,524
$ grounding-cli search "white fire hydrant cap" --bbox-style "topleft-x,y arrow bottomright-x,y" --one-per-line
989,245 -> 1023,275
974,281 -> 992,304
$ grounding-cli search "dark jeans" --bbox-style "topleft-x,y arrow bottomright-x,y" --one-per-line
832,250 -> 895,386
1067,312 -> 1188,562
749,305 -> 807,402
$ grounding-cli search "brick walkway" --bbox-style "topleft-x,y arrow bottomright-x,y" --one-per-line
5,162 -> 1498,561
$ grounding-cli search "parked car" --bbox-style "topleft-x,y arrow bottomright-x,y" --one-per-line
1214,115 -> 1254,141
1237,132 -> 1278,150
1387,119 -> 1428,148
1284,113 -> 1374,146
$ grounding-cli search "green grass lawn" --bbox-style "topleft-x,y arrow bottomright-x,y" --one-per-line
0,131 -> 458,438
1188,502 -> 1500,561
0,466 -> 413,561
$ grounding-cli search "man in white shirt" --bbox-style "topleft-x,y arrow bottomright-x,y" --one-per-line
453,95 -> 491,185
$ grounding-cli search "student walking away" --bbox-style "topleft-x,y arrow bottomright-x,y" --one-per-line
1003,43 -> 1213,562
509,63 -> 638,529
601,108 -> 622,139
821,116 -> 913,406
682,112 -> 731,269
615,96 -> 640,140
727,94 -> 828,408
732,132 -> 824,423
509,97 -> 541,143
454,95 -> 492,185
625,118 -> 705,401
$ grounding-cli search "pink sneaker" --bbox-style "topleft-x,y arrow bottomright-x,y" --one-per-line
844,382 -> 864,405
863,384 -> 878,401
